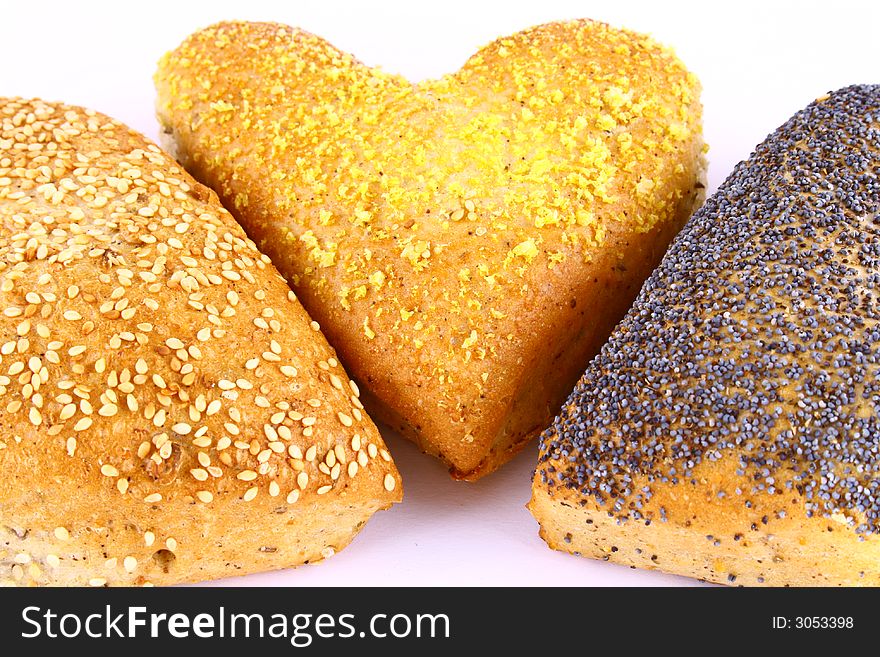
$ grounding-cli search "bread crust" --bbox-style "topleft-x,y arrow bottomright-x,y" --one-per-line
531,459 -> 880,586
0,98 -> 400,586
155,19 -> 705,478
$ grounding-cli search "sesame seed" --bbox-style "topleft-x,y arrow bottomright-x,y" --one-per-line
54,526 -> 70,541
384,474 -> 396,492
98,404 -> 118,417
297,471 -> 309,489
196,490 -> 213,503
73,417 -> 92,432
243,486 -> 258,501
143,493 -> 162,504
237,470 -> 257,481
100,464 -> 119,477
28,407 -> 41,426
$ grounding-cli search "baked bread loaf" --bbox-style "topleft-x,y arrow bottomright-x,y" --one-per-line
155,20 -> 705,479
0,97 -> 401,586
530,84 -> 880,586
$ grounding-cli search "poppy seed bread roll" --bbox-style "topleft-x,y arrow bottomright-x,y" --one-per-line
154,19 -> 706,479
530,84 -> 880,586
0,98 -> 401,587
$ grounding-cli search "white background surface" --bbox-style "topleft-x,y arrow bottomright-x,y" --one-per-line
4,0 -> 878,586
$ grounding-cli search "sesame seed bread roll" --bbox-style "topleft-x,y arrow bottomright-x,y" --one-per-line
155,20 -> 705,479
530,85 -> 880,586
0,98 -> 400,587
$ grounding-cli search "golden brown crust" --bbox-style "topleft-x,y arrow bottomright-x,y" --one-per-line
155,19 -> 705,478
0,97 -> 400,586
530,459 -> 880,586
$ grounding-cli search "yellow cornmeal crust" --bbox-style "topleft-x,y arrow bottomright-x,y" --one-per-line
155,19 -> 705,478
0,98 -> 400,586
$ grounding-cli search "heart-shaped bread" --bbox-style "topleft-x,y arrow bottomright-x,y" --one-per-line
155,19 -> 705,478
0,98 -> 400,586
